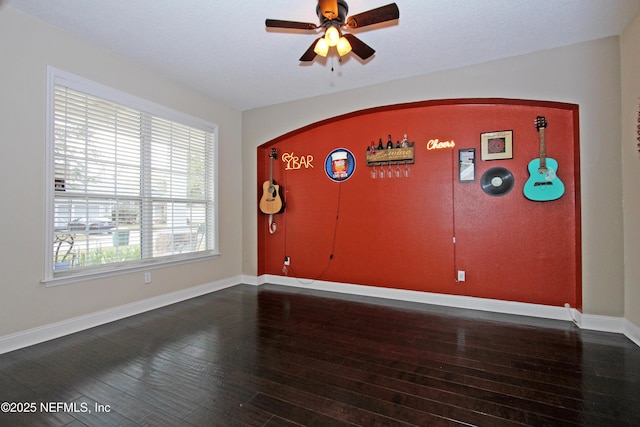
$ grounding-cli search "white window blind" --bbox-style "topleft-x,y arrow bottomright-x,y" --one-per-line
47,69 -> 217,281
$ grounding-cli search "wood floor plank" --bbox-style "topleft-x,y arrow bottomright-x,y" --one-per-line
254,315 -> 640,424
1,284 -> 639,426
251,337 -> 586,424
232,369 -> 423,427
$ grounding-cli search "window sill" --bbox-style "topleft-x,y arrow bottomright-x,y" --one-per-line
42,251 -> 220,287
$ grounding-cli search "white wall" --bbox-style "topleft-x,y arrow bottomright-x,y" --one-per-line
0,8 -> 244,336
243,37 -> 625,318
621,13 -> 640,328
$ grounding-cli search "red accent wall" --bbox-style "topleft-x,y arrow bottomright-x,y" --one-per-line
258,99 -> 581,309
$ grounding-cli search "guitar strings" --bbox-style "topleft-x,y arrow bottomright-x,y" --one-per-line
636,100 -> 640,156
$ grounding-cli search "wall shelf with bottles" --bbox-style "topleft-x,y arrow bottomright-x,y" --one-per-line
366,144 -> 415,166
366,134 -> 415,166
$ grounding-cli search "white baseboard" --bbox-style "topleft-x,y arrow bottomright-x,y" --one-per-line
3,275 -> 638,355
579,312 -> 625,333
240,274 -> 262,286
0,276 -> 244,355
262,274 -> 576,320
625,319 -> 640,347
261,274 -> 640,348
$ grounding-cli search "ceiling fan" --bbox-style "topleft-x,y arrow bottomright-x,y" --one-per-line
266,0 -> 400,62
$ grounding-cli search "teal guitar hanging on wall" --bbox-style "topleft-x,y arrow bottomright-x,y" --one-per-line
523,116 -> 565,201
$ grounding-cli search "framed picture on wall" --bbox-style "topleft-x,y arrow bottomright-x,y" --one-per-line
459,148 -> 475,182
481,130 -> 513,160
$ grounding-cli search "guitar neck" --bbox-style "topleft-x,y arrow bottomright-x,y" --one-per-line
269,155 -> 274,185
538,126 -> 547,169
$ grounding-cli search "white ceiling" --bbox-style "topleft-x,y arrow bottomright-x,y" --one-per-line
6,0 -> 639,111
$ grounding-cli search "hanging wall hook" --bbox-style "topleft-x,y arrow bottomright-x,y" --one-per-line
268,214 -> 277,234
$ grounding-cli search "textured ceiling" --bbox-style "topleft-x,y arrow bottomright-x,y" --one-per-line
5,0 -> 640,111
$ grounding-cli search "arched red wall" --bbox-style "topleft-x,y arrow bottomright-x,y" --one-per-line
258,99 -> 581,309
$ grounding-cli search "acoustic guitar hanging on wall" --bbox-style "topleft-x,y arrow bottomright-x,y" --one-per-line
523,116 -> 565,201
259,148 -> 285,215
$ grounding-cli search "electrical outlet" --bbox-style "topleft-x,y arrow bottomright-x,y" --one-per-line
457,270 -> 465,282
144,272 -> 151,284
284,256 -> 290,266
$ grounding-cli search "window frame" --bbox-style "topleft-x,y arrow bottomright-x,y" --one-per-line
43,67 -> 219,286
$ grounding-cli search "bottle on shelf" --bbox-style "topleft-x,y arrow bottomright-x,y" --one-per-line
368,141 -> 376,155
377,138 -> 384,150
401,134 -> 408,148
386,134 -> 393,149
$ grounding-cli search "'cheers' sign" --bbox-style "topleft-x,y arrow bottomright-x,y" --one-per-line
426,139 -> 456,150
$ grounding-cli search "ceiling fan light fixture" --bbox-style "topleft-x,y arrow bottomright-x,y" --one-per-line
324,25 -> 340,47
337,36 -> 352,56
266,1 -> 400,63
314,37 -> 330,57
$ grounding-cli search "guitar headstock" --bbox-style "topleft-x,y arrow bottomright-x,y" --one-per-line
269,148 -> 278,160
535,116 -> 547,131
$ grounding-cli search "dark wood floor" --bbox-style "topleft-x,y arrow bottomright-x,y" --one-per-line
1,284 -> 639,426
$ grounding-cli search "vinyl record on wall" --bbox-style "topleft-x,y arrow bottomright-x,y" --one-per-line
480,166 -> 514,196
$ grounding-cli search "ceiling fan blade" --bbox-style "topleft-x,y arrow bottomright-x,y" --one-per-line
266,19 -> 318,30
317,0 -> 339,20
343,33 -> 375,60
300,38 -> 321,62
346,3 -> 399,28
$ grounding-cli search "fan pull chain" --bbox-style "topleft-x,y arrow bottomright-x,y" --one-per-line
330,56 -> 344,72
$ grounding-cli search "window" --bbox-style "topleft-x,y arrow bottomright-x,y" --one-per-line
45,68 -> 218,283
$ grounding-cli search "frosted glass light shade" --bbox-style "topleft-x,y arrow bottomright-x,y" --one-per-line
337,36 -> 352,56
324,26 -> 340,47
314,38 -> 329,57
